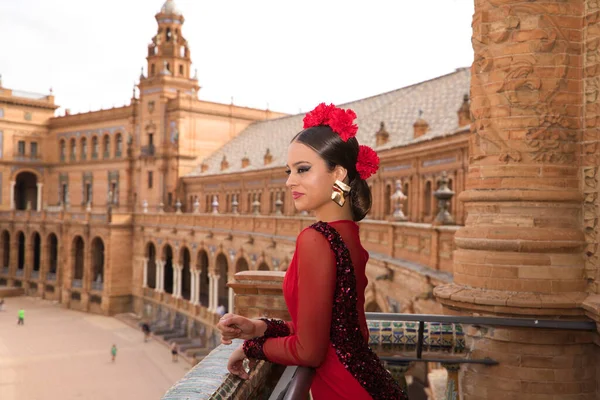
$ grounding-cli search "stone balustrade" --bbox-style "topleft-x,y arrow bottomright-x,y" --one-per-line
133,212 -> 458,273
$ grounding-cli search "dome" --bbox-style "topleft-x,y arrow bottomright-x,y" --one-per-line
160,0 -> 181,15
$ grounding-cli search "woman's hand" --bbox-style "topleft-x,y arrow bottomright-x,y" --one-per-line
227,345 -> 257,380
217,314 -> 266,344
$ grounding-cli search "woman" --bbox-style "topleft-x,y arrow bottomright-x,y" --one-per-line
216,103 -> 407,400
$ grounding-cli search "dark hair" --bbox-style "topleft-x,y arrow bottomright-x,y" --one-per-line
292,126 -> 372,221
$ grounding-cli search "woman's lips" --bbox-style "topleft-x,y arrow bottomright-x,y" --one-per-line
292,192 -> 304,200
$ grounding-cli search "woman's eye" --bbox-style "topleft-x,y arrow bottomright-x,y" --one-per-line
298,167 -> 310,174
284,169 -> 291,175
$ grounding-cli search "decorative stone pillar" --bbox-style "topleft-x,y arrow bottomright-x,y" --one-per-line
434,2 -> 594,399
228,287 -> 234,314
175,199 -> 182,214
36,183 -> 43,211
386,362 -> 410,393
211,196 -> 219,214
231,194 -> 239,215
252,194 -> 261,215
10,181 -> 15,210
433,171 -> 455,225
194,270 -> 202,305
172,263 -> 181,298
158,202 -> 164,214
190,269 -> 197,304
207,273 -> 214,311
274,192 -> 283,216
193,198 -> 200,214
142,200 -> 148,213
155,260 -> 163,292
142,258 -> 148,288
390,179 -> 407,221
212,274 -> 220,313
440,363 -> 460,400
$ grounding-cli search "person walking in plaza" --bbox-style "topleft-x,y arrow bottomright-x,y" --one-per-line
111,344 -> 117,362
217,104 -> 407,399
17,308 -> 24,325
171,342 -> 179,362
142,322 -> 151,342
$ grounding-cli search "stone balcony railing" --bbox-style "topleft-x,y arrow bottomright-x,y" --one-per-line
0,209 -> 109,225
134,212 -> 459,274
0,209 -> 458,275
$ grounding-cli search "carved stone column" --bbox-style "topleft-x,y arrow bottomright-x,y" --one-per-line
142,258 -> 148,288
207,273 -> 214,311
155,260 -> 163,292
36,183 -> 43,211
10,181 -> 15,210
434,2 -> 596,398
172,263 -> 181,298
190,269 -> 198,304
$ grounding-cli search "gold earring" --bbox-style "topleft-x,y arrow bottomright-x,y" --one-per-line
331,180 -> 351,207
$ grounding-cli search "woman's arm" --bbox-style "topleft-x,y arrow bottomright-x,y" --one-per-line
244,228 -> 335,368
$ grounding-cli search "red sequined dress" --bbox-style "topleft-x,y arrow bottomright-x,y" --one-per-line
243,220 -> 406,400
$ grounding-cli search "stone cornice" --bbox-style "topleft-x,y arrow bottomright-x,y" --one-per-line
48,106 -> 133,129
0,93 -> 59,110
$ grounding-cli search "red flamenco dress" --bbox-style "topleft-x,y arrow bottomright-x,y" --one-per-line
243,221 -> 407,400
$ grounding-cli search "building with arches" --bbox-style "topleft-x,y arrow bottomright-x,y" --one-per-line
0,1 -> 467,322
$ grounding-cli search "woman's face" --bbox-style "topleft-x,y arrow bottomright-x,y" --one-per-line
285,141 -> 338,212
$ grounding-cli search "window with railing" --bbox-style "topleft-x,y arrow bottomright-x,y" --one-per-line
17,140 -> 25,156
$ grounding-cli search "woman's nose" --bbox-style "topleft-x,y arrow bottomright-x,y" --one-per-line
286,174 -> 295,188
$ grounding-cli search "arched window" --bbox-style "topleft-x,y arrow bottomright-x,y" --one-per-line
115,133 -> 123,157
178,65 -> 184,75
70,139 -> 76,161
151,64 -> 155,76
92,136 -> 99,159
80,137 -> 87,160
59,140 -> 66,162
103,135 -> 110,159
166,27 -> 172,42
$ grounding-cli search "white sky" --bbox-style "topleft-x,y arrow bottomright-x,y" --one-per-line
0,0 -> 474,115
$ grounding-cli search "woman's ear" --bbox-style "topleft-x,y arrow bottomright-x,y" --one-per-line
333,165 -> 349,183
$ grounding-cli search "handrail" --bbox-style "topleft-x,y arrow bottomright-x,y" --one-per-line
365,312 -> 597,331
271,366 -> 315,400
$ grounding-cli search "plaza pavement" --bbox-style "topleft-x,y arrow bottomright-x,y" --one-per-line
0,296 -> 191,400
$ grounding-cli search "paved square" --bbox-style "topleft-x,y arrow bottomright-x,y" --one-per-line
0,296 -> 190,400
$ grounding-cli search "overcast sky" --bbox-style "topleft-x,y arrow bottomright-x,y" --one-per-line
0,0 -> 474,115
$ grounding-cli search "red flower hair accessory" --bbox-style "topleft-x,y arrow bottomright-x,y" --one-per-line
356,145 -> 379,180
303,103 -> 358,142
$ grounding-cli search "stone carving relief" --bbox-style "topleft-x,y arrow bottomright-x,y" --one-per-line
471,1 -> 577,164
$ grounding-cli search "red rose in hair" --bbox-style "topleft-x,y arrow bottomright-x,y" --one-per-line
356,145 -> 379,180
303,103 -> 335,129
328,108 -> 358,142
